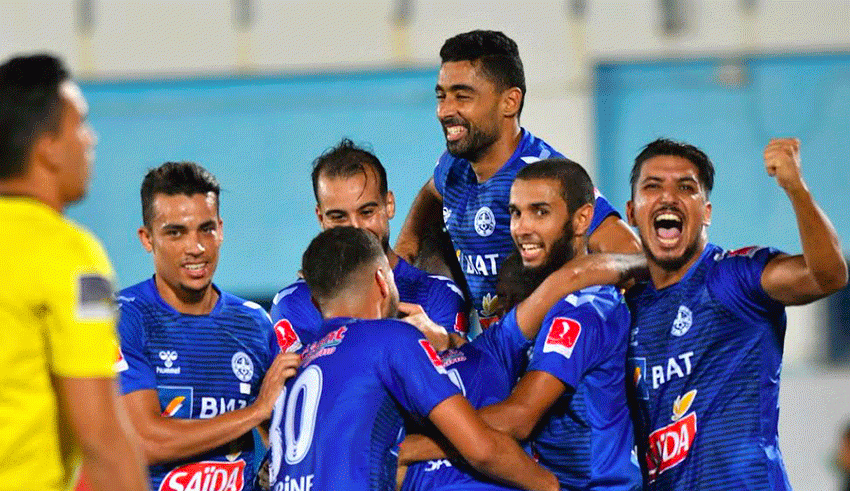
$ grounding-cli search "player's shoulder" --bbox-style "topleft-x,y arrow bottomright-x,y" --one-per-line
550,284 -> 625,321
397,259 -> 464,300
514,129 -> 565,163
116,278 -> 157,311
271,278 -> 311,307
220,289 -> 273,325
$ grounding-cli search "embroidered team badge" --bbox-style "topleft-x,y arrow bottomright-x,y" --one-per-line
474,206 -> 496,237
671,305 -> 692,337
543,317 -> 582,359
418,339 -> 447,374
231,352 -> 254,382
274,319 -> 302,353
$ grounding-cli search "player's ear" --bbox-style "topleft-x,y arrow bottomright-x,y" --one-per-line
385,191 -> 396,220
502,87 -> 522,118
32,130 -> 61,173
315,204 -> 325,228
138,226 -> 154,253
626,200 -> 637,227
375,266 -> 390,299
572,203 -> 594,237
217,217 -> 224,242
703,201 -> 712,226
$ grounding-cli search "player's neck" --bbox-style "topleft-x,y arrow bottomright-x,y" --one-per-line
322,294 -> 383,321
385,248 -> 399,269
470,123 -> 522,183
648,240 -> 707,290
0,171 -> 63,213
155,276 -> 219,315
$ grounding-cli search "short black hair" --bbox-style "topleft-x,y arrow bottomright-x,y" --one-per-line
440,30 -> 526,116
515,158 -> 595,214
311,139 -> 387,202
630,138 -> 715,198
0,54 -> 69,179
141,161 -> 221,227
301,226 -> 385,303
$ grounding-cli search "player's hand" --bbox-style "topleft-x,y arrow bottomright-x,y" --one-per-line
398,302 -> 450,351
394,238 -> 420,264
254,352 -> 301,418
764,138 -> 805,192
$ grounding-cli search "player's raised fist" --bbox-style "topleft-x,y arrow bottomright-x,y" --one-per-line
764,138 -> 804,192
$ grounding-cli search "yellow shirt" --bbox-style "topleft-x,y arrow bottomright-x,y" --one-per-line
0,197 -> 118,491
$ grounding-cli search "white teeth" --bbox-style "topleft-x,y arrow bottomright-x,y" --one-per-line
520,244 -> 541,252
446,126 -> 464,136
184,264 -> 204,271
656,213 -> 680,222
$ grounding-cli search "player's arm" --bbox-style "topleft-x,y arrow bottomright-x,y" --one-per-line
759,138 -> 848,305
514,253 -> 647,340
398,302 -> 451,351
55,376 -> 148,491
429,394 -> 560,491
477,372 -> 566,440
588,215 -> 642,255
396,177 -> 443,263
122,352 -> 300,465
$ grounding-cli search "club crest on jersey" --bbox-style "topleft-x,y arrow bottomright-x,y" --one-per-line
418,339 -> 447,374
274,319 -> 303,353
157,350 -> 180,374
543,317 -> 582,359
474,206 -> 496,237
158,459 -> 246,491
231,352 -> 254,383
671,305 -> 692,337
646,390 -> 698,482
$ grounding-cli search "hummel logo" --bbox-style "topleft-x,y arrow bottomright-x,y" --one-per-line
159,350 -> 178,368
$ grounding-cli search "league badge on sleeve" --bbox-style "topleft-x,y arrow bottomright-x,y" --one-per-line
274,319 -> 302,353
114,340 -> 129,372
543,317 -> 582,359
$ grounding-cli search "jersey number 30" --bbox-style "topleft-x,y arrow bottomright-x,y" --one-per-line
269,365 -> 323,481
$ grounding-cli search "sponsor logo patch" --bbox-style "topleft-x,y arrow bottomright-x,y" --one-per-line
418,339 -> 447,374
115,341 -> 129,372
157,386 -> 193,418
646,390 -> 698,482
158,459 -> 246,491
274,319 -> 302,353
543,317 -> 582,359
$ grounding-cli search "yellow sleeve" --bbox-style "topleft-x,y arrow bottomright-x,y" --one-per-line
47,227 -> 119,378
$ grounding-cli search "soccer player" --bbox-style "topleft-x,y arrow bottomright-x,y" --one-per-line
395,30 -> 640,331
268,226 -> 560,491
400,159 -> 643,491
270,139 -> 466,352
0,54 -> 148,491
625,138 -> 847,489
116,162 -> 301,491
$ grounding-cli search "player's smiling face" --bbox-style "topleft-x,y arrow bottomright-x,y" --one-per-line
315,166 -> 395,253
509,178 -> 571,268
436,60 -> 502,161
627,155 -> 712,272
140,192 -> 223,298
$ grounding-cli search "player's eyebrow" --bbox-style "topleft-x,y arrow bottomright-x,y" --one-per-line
198,219 -> 218,229
529,202 -> 551,209
435,83 -> 477,93
160,223 -> 187,232
357,201 -> 380,211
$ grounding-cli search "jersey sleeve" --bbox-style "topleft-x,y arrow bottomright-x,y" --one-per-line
432,155 -> 451,197
116,299 -> 157,394
269,281 -> 321,353
526,302 -> 604,391
46,229 -> 119,379
424,275 -> 468,335
377,325 -> 462,418
471,307 -> 531,381
711,246 -> 786,324
588,189 -> 621,236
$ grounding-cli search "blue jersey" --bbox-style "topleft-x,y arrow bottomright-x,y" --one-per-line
526,285 -> 641,491
627,244 -> 790,490
434,129 -> 619,328
267,317 -> 462,491
401,309 -> 531,491
116,277 -> 276,491
269,257 -> 466,352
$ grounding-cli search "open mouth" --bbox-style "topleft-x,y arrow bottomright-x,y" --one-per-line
182,262 -> 208,278
518,242 -> 544,263
653,212 -> 683,246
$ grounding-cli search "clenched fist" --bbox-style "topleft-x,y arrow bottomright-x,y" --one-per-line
764,138 -> 805,192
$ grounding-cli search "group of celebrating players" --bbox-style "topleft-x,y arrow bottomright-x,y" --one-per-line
0,29 -> 846,491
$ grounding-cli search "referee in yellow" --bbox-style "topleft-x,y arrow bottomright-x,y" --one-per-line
0,54 -> 148,491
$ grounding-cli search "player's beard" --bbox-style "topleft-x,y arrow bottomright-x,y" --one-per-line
642,231 -> 702,273
443,118 -> 500,162
496,220 -> 576,315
